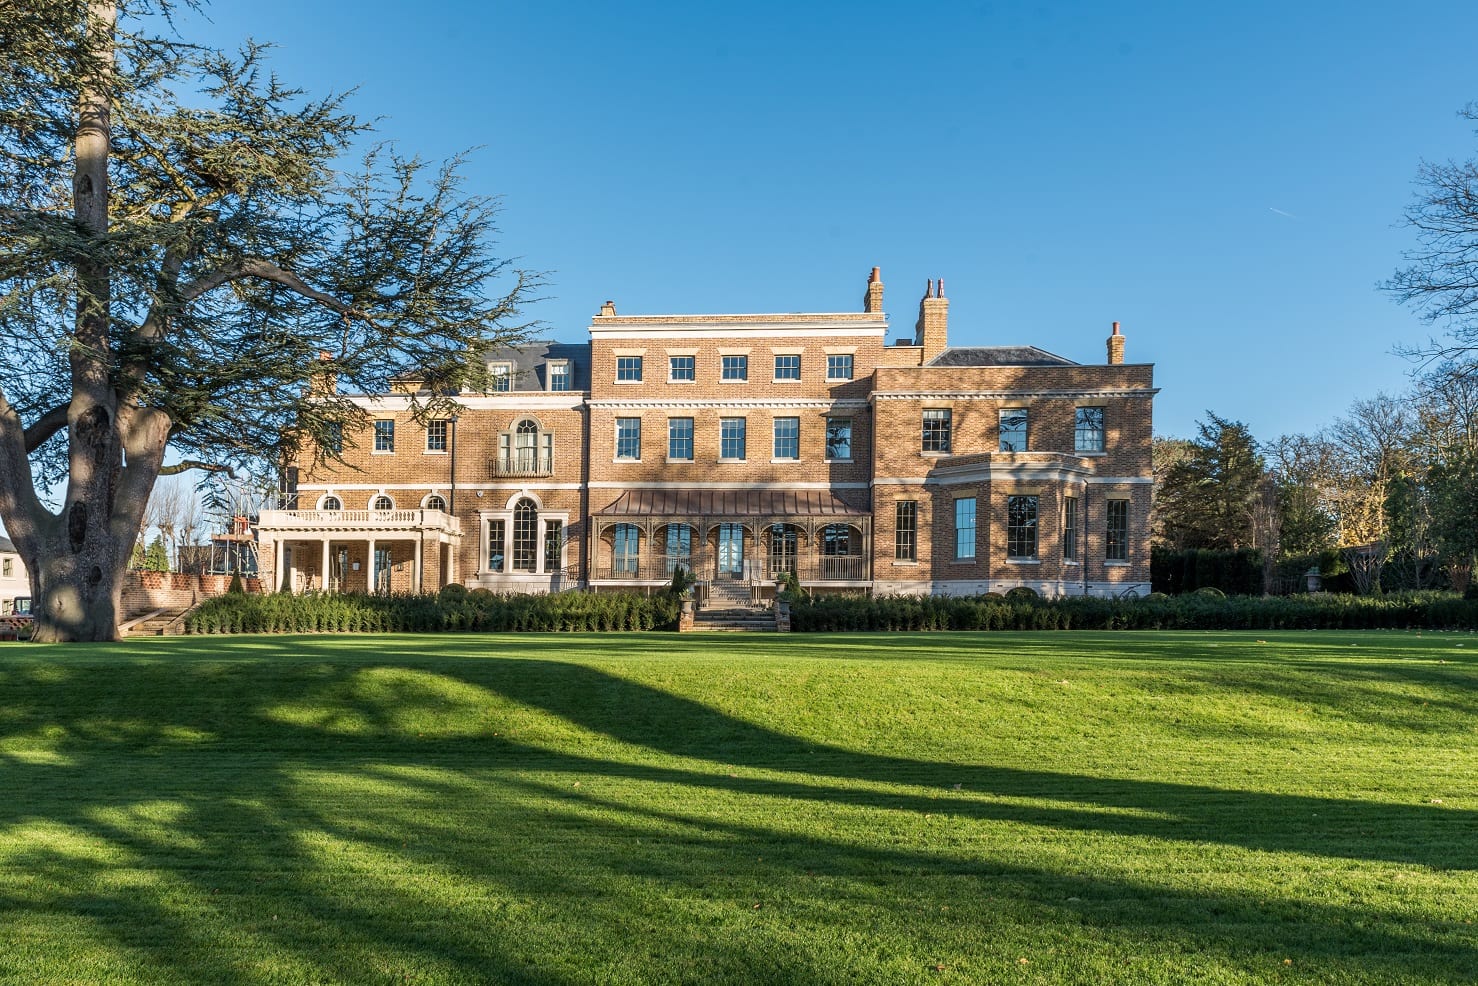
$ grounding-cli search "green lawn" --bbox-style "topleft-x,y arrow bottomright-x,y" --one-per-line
0,631 -> 1474,985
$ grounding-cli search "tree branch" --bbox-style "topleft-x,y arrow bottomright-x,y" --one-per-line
159,460 -> 236,477
182,257 -> 370,323
23,404 -> 69,454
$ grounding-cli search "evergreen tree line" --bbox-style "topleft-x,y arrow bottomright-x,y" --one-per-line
1154,363 -> 1478,595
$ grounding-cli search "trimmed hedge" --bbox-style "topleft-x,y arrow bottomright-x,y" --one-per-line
184,589 -> 679,635
787,590 -> 1478,632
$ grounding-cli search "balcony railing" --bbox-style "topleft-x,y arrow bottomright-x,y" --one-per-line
258,509 -> 462,534
494,451 -> 555,477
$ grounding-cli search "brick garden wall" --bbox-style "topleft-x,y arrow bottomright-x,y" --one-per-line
122,571 -> 263,620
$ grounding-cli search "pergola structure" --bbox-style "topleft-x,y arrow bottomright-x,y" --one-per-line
589,488 -> 871,589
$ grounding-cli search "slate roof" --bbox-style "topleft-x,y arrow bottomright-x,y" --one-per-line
596,489 -> 869,518
490,341 -> 591,392
0,537 -> 15,554
928,346 -> 1078,367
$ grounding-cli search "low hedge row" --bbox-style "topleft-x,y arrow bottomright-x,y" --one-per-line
184,587 -> 679,634
787,590 -> 1478,632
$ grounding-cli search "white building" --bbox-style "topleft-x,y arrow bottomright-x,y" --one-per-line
0,537 -> 30,615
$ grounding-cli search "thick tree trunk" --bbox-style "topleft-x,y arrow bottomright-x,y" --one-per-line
25,407 -> 168,643
21,0 -> 138,643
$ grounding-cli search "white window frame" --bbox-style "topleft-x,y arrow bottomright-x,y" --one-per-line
615,417 -> 642,461
425,419 -> 448,453
826,353 -> 854,381
772,416 -> 800,461
489,362 -> 513,392
373,420 -> 395,453
615,355 -> 643,383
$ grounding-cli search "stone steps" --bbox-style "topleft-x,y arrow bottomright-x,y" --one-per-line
118,607 -> 191,637
691,617 -> 777,632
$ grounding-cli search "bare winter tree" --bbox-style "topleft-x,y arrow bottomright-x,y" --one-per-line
1388,104 -> 1478,363
0,2 -> 533,640
1249,472 -> 1282,595
143,475 -> 202,571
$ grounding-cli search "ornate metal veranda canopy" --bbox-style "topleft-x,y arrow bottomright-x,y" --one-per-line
590,488 -> 871,584
595,488 -> 868,518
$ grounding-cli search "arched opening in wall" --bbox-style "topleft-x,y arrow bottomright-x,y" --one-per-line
512,497 -> 539,573
714,523 -> 748,580
498,418 -> 554,476
319,495 -> 342,511
820,523 -> 864,580
612,523 -> 642,576
660,523 -> 694,577
768,524 -> 800,578
425,494 -> 447,512
514,419 -> 539,472
371,494 -> 395,511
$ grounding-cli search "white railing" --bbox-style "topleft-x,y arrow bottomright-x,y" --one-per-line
258,509 -> 462,533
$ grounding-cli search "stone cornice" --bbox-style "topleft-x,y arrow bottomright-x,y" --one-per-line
870,388 -> 1159,401
587,398 -> 869,410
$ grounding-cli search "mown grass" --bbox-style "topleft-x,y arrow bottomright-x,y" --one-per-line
0,631 -> 1474,985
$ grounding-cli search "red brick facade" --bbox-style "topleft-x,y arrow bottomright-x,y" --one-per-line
261,271 -> 1155,597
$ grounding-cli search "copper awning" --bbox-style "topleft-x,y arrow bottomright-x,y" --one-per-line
596,488 -> 868,518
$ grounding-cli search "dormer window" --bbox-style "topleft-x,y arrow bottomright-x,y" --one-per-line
490,363 -> 512,392
548,361 -> 571,392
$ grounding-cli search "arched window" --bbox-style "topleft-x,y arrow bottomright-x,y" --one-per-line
320,495 -> 342,511
663,523 -> 693,576
613,523 -> 641,575
498,418 -> 554,475
425,494 -> 447,512
371,495 -> 394,511
512,497 -> 538,572
514,419 -> 539,471
768,524 -> 799,576
820,523 -> 862,580
822,524 -> 860,556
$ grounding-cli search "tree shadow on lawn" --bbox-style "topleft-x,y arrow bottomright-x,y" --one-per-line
0,654 -> 1474,984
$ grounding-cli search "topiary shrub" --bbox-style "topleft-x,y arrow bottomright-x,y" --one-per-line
1005,586 -> 1039,601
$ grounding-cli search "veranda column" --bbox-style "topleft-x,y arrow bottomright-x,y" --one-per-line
414,534 -> 424,592
321,538 -> 331,593
274,539 -> 285,594
367,537 -> 377,593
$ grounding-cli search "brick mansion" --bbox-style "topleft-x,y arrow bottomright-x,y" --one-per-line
256,269 -> 1156,599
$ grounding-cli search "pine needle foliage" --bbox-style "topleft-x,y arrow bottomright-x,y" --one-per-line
0,1 -> 534,640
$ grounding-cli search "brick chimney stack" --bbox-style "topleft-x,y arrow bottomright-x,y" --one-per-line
915,278 -> 948,362
599,300 -> 617,317
863,266 -> 884,313
1106,321 -> 1125,365
311,350 -> 337,395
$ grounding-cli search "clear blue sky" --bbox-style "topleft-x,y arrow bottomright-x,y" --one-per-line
175,0 -> 1478,441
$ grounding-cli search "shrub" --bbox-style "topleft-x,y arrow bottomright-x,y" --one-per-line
784,590 -> 1478,633
185,589 -> 678,635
